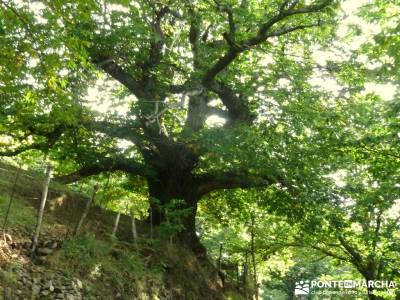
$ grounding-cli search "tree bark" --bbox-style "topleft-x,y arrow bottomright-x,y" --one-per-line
367,286 -> 382,300
150,205 -> 153,239
74,185 -> 98,236
364,273 -> 384,300
165,208 -> 172,244
31,164 -> 51,255
178,201 -> 207,256
218,243 -> 223,272
131,209 -> 138,244
250,213 -> 258,300
111,212 -> 120,237
243,254 -> 249,300
146,175 -> 206,256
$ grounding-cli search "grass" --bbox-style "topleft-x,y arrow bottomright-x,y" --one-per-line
0,193 -> 37,232
0,269 -> 18,286
0,162 -> 37,232
56,235 -> 112,276
50,234 -> 152,298
0,162 -> 59,234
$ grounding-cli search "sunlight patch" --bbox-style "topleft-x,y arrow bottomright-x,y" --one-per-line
363,82 -> 396,101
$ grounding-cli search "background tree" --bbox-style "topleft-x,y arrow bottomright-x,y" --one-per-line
296,99 -> 400,300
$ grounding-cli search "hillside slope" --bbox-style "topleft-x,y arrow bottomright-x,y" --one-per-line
0,162 -> 226,300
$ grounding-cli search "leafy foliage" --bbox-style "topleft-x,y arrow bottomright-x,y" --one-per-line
1,0 -> 399,298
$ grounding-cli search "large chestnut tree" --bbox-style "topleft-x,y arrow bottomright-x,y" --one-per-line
0,0 -> 340,253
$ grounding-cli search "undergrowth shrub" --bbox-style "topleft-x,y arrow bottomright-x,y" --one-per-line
57,235 -> 111,276
55,234 -> 158,295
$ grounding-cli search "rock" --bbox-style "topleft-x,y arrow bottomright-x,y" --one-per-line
43,239 -> 58,248
66,294 -> 76,300
4,288 -> 12,298
36,247 -> 53,256
32,276 -> 40,284
41,289 -> 50,296
43,280 -> 54,292
34,256 -> 48,266
75,279 -> 83,290
32,284 -> 41,296
4,233 -> 12,242
50,241 -> 58,249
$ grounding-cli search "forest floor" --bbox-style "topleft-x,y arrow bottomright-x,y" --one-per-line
0,162 -> 234,300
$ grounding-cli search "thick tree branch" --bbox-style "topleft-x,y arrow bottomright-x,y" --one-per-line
266,22 -> 322,37
181,6 -> 211,133
196,171 -> 280,196
201,0 -> 333,123
311,244 -> 349,261
216,2 -> 236,46
188,5 -> 201,68
337,235 -> 363,264
85,119 -> 142,145
337,235 -> 368,276
141,4 -> 169,72
91,55 -> 141,96
0,143 -> 47,157
169,82 -> 191,93
202,48 -> 239,86
206,106 -> 229,119
246,0 -> 331,46
203,0 -> 333,82
184,92 -> 209,132
372,210 -> 382,253
206,80 -> 254,123
55,157 -> 151,184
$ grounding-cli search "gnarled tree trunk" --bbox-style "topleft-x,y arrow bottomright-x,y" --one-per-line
146,172 -> 206,256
